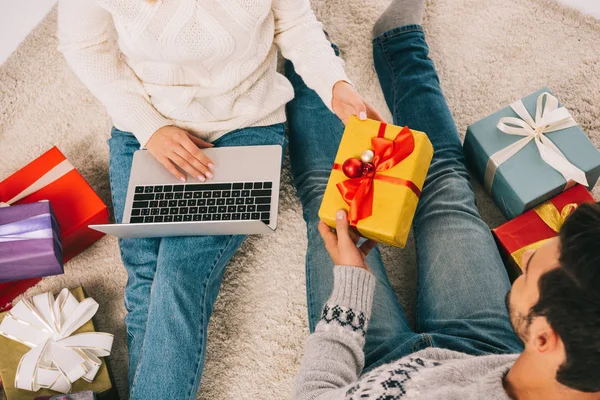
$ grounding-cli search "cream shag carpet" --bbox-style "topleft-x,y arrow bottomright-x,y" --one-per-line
1,0 -> 599,398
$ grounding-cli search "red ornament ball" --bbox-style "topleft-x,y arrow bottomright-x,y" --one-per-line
342,158 -> 363,178
362,162 -> 374,175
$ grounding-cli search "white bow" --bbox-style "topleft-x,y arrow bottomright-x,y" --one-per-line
483,92 -> 588,193
0,289 -> 113,393
0,160 -> 74,208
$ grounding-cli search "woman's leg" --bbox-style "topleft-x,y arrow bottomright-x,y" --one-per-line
373,25 -> 523,355
285,50 -> 423,373
128,124 -> 286,400
108,128 -> 161,389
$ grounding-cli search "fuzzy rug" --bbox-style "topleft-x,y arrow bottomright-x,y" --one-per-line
1,0 -> 599,399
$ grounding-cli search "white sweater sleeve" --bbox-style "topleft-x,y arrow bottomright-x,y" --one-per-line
57,0 -> 172,148
272,0 -> 351,112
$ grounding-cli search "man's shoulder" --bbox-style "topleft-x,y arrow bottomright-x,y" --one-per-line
353,349 -> 518,400
409,347 -> 519,365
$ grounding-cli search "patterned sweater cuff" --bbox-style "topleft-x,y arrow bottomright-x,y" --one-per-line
315,266 -> 376,344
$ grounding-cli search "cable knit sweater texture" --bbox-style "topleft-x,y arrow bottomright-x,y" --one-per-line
57,0 -> 350,147
293,266 -> 518,399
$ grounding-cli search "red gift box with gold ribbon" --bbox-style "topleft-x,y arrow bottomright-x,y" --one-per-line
0,147 -> 109,311
319,117 -> 433,248
493,184 -> 595,281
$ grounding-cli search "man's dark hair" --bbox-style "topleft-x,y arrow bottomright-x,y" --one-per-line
530,201 -> 600,392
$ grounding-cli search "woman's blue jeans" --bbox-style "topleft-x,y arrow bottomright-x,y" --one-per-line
108,124 -> 287,399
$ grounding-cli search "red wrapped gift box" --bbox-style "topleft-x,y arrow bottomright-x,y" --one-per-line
0,147 -> 109,311
493,184 -> 595,281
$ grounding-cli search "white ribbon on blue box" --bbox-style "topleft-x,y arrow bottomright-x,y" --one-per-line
484,92 -> 587,192
0,288 -> 113,394
464,87 -> 600,219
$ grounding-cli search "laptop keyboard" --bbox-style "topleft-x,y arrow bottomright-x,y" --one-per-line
129,182 -> 273,225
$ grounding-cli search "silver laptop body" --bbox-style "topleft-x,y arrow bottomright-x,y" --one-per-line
89,145 -> 282,238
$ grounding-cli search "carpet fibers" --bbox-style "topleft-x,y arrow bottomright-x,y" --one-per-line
1,0 -> 599,399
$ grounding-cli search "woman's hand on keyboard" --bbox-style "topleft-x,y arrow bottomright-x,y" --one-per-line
331,81 -> 385,125
146,126 -> 215,182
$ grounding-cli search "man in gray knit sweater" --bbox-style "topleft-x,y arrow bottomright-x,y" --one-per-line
286,1 -> 600,399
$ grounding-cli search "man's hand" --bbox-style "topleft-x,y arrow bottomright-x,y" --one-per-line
146,126 -> 215,182
332,81 -> 385,125
318,210 -> 377,271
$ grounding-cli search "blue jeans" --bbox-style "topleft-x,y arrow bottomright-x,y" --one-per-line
286,25 -> 523,373
108,124 -> 286,399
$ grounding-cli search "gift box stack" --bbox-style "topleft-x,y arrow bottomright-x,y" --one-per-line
320,116 -> 433,248
463,87 -> 600,280
0,147 -> 109,308
0,147 -> 117,398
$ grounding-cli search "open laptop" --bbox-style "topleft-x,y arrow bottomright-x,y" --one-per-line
89,145 -> 282,238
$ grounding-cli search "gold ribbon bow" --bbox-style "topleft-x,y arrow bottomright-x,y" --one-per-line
511,202 -> 578,266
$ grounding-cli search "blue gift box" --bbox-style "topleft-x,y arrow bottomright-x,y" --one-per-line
0,202 -> 63,282
463,87 -> 600,219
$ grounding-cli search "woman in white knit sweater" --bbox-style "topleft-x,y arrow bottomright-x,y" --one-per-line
58,0 -> 380,398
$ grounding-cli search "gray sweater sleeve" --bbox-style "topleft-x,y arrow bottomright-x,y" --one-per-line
293,266 -> 376,400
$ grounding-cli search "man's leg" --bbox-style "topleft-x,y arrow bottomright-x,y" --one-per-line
285,50 -> 423,372
108,128 -> 161,389
373,24 -> 523,354
128,125 -> 286,399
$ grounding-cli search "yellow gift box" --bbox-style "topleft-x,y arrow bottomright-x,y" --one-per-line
319,117 -> 433,248
0,287 -> 118,400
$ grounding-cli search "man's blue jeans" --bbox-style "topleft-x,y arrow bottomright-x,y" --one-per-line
286,25 -> 523,373
108,124 -> 287,399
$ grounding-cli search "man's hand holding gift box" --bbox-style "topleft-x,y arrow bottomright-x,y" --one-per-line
319,117 -> 433,248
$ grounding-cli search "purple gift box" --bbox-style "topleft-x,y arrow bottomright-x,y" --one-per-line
0,202 -> 63,282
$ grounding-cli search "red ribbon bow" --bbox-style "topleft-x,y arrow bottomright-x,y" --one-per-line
333,123 -> 422,225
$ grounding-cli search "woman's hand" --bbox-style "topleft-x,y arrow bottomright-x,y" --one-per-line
146,126 -> 215,182
318,210 -> 376,271
332,81 -> 385,125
